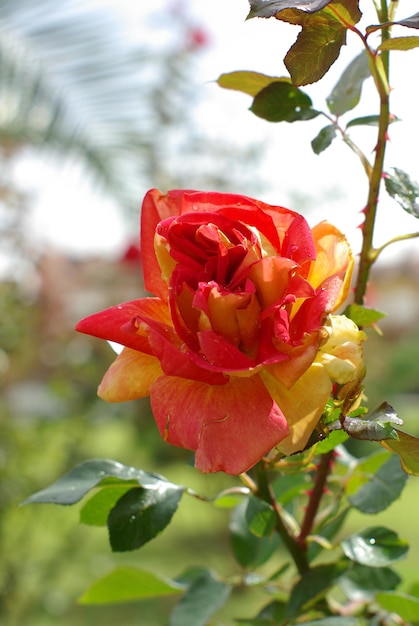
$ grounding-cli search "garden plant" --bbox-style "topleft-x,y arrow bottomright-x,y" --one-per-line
24,1 -> 419,624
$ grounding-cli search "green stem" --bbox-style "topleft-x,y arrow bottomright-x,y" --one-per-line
372,231 -> 419,262
255,463 -> 309,576
297,451 -> 334,550
354,5 -> 391,305
320,111 -> 373,180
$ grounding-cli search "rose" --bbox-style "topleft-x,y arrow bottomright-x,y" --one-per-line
76,189 -> 359,474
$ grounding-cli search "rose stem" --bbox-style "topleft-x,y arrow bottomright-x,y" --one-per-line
255,462 -> 309,575
354,1 -> 391,304
297,450 -> 335,551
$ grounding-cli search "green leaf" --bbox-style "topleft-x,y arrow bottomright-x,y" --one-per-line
345,450 -> 391,496
348,454 -> 408,514
174,566 -> 211,587
21,459 -> 153,506
340,563 -> 401,601
229,500 -> 280,568
80,485 -> 134,526
250,82 -> 319,122
341,402 -> 402,441
288,615 -> 359,626
344,303 -> 386,326
216,71 -> 284,97
378,36 -> 419,51
311,124 -> 337,154
308,509 -> 349,561
245,496 -> 275,538
213,487 -> 250,509
247,0 -> 331,18
108,484 -> 184,552
327,52 -> 370,116
376,591 -> 419,622
341,527 -> 409,567
346,115 -> 381,128
384,167 -> 419,217
272,472 -> 308,506
169,570 -> 231,626
285,561 -> 348,617
395,12 -> 419,30
78,566 -> 183,605
236,599 -> 287,624
314,429 -> 348,453
277,1 -> 361,86
380,430 -> 419,476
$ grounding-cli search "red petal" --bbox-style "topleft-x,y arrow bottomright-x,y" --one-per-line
197,329 -> 257,371
150,374 -> 289,474
141,189 -> 184,299
76,298 -> 171,353
144,319 -> 228,385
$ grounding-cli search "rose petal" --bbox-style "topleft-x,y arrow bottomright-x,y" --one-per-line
98,348 -> 163,402
308,222 -> 354,311
76,298 -> 171,353
144,319 -> 227,385
248,256 -> 297,310
264,332 -> 322,389
281,212 -> 317,269
150,374 -> 289,474
197,329 -> 257,371
260,363 -> 332,455
141,189 -> 186,299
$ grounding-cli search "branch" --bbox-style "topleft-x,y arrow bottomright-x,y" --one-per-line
255,462 -> 309,576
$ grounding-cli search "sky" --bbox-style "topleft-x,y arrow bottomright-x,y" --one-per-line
19,0 -> 419,265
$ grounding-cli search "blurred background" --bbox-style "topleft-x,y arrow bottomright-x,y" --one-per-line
1,1 -> 419,624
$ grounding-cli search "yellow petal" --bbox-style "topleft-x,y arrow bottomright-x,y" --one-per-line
308,222 -> 354,311
260,363 -> 332,455
98,347 -> 163,402
316,315 -> 366,384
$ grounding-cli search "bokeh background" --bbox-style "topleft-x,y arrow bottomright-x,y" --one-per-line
1,1 -> 419,624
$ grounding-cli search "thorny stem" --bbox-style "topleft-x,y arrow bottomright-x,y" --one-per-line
255,462 -> 309,576
354,1 -> 392,304
297,450 -> 335,550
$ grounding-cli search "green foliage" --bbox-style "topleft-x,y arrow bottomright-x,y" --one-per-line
347,454 -> 408,514
286,562 -> 349,618
107,484 -> 184,552
341,526 -> 409,567
384,167 -> 419,217
378,35 -> 419,51
78,566 -> 183,605
340,403 -> 402,441
229,499 -> 281,568
345,303 -> 386,327
340,563 -> 401,600
376,591 -> 419,622
169,570 -> 231,626
311,124 -> 337,154
22,439 -> 413,623
276,1 -> 362,86
326,52 -> 370,116
247,0 -> 331,18
381,431 -> 419,476
250,82 -> 319,122
216,71 -> 283,97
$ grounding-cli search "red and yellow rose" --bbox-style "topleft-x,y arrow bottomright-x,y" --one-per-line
76,189 -> 363,474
